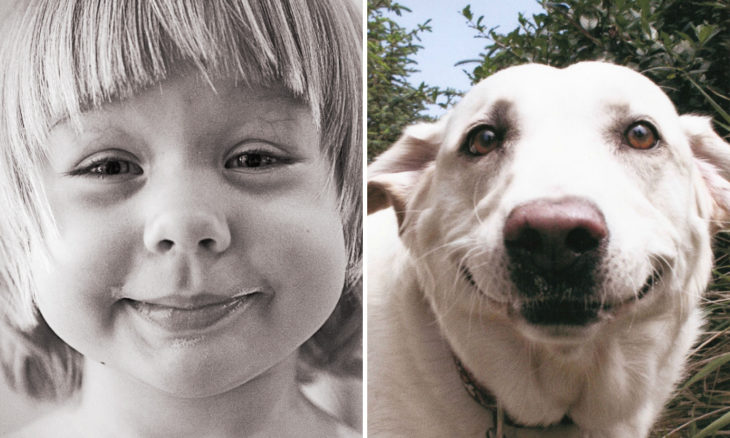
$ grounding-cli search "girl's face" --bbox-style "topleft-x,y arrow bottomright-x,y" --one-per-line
34,74 -> 346,396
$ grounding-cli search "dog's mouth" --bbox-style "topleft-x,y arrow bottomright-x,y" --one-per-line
637,267 -> 662,300
460,264 -> 663,327
461,265 -> 478,288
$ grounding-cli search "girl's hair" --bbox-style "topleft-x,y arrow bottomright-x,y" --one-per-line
0,0 -> 362,400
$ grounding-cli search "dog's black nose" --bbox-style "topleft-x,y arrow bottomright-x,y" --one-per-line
503,197 -> 607,273
504,198 -> 608,325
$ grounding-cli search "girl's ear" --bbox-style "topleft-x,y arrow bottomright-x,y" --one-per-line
683,115 -> 730,232
367,119 -> 446,227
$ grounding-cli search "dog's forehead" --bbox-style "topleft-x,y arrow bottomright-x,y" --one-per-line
449,62 -> 677,134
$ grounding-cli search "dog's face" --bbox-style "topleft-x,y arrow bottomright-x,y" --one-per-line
369,62 -> 730,345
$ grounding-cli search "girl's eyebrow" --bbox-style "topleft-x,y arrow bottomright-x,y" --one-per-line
50,114 -> 70,131
50,106 -> 118,134
50,102 -> 96,131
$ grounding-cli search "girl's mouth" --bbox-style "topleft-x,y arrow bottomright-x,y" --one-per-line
123,293 -> 260,334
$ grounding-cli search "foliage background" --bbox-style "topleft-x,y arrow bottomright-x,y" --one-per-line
368,0 -> 447,161
368,0 -> 730,436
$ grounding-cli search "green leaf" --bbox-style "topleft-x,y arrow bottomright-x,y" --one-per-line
685,74 -> 730,126
692,411 -> 730,438
715,119 -> 730,134
696,24 -> 721,45
462,5 -> 472,20
680,352 -> 730,391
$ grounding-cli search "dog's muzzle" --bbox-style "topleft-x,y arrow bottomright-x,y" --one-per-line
503,197 -> 609,326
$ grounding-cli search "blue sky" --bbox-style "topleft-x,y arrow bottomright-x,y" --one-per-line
387,0 -> 545,115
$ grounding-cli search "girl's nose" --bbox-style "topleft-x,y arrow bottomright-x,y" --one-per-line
143,211 -> 231,255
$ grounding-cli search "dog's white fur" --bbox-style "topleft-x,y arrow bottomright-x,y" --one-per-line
367,62 -> 730,437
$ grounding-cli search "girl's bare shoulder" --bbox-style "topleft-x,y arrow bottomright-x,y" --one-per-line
5,409 -> 80,438
334,422 -> 361,438
305,409 -> 360,438
298,387 -> 361,438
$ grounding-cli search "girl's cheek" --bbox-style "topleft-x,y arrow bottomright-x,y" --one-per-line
36,200 -> 139,310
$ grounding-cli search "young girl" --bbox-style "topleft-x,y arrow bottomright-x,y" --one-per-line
0,1 -> 362,436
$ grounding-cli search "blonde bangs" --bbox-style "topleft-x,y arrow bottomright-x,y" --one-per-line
12,0 -> 328,138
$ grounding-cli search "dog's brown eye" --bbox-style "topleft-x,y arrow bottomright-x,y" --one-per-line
625,122 -> 658,150
466,127 -> 499,156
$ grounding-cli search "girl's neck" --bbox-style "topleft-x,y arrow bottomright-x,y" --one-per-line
72,352 -> 318,437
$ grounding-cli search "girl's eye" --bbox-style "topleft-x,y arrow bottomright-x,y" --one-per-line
71,158 -> 143,178
224,151 -> 280,169
464,126 -> 501,156
625,121 -> 659,150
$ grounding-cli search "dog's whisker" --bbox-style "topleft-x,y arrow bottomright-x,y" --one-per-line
471,174 -> 490,226
416,238 -> 470,262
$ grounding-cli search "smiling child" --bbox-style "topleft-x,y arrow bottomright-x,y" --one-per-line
0,1 -> 362,437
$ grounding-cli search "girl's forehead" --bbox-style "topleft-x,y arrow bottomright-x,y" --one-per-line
56,74 -> 311,136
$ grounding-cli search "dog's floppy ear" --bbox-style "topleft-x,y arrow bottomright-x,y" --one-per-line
367,119 -> 445,226
683,115 -> 730,231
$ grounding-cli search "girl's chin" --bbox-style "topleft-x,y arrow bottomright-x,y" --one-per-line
95,348 -> 299,400
124,362 -> 260,399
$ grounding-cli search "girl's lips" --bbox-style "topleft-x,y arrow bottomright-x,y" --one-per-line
125,293 -> 259,333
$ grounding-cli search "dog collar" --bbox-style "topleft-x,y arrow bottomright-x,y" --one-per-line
452,355 -> 506,437
453,355 -> 573,437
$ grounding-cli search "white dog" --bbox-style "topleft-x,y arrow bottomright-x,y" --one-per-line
367,62 -> 730,437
